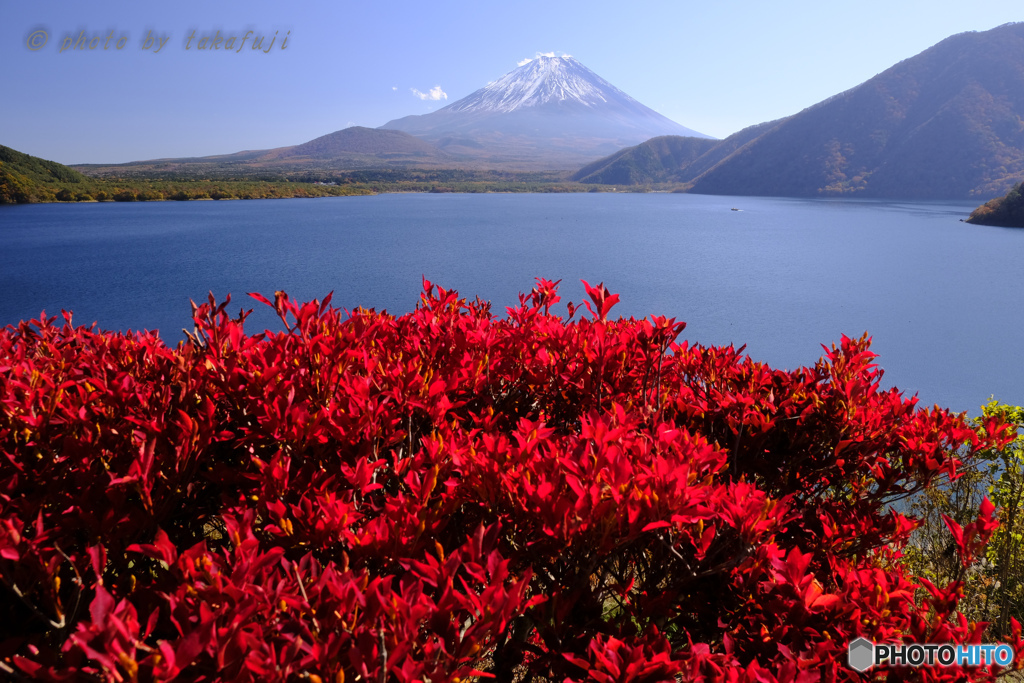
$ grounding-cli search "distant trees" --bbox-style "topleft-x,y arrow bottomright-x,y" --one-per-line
0,169 -> 33,204
0,143 -> 630,204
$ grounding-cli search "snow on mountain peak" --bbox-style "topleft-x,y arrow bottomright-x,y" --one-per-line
441,54 -> 639,115
379,53 -> 712,149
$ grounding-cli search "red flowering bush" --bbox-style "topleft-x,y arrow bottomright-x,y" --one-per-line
0,278 -> 1018,682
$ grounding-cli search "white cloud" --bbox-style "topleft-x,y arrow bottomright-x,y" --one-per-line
519,51 -> 562,66
392,86 -> 398,91
411,85 -> 447,101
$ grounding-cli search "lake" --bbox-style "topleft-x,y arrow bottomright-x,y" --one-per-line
1,192 -> 1020,415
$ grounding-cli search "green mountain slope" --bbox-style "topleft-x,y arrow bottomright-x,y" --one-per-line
669,121 -> 782,184
0,144 -> 378,204
572,122 -> 779,186
571,136 -> 718,184
0,145 -> 89,202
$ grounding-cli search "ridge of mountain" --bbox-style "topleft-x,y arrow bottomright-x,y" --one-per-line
690,23 -> 1024,199
576,23 -> 1024,199
572,120 -> 785,186
267,127 -> 447,160
572,136 -> 719,184
1,144 -> 88,184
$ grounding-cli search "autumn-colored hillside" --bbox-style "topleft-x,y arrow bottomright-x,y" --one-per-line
576,23 -> 1024,199
967,180 -> 1024,226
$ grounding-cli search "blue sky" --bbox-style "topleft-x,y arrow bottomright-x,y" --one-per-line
1,0 -> 1020,164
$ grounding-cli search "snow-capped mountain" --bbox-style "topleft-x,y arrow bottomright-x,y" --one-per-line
443,55 -> 655,114
380,54 -> 710,168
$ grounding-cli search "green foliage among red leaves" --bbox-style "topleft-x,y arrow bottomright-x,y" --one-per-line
0,279 -> 1019,681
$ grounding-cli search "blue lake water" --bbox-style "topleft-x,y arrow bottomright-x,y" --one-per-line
0,193 -> 1021,415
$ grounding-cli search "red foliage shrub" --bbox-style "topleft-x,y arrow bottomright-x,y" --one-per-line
0,279 -> 1018,682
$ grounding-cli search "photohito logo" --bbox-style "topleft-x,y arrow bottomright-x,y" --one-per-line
847,638 -> 1015,671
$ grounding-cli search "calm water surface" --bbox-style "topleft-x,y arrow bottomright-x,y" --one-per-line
1,193 -> 1020,414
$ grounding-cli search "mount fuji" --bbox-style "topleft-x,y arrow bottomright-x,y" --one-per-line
380,54 -> 710,168
74,55 -> 709,175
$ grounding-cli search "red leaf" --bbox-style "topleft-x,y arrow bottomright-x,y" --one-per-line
247,291 -> 272,306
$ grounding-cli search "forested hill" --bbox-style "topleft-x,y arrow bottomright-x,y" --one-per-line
690,22 -> 1024,199
0,145 -> 89,202
571,136 -> 718,185
571,123 -> 776,186
0,144 -> 376,204
967,181 -> 1024,226
575,22 -> 1024,200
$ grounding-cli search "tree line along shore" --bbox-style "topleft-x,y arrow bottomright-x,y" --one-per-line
3,143 -> 1023,225
0,144 -> 603,204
